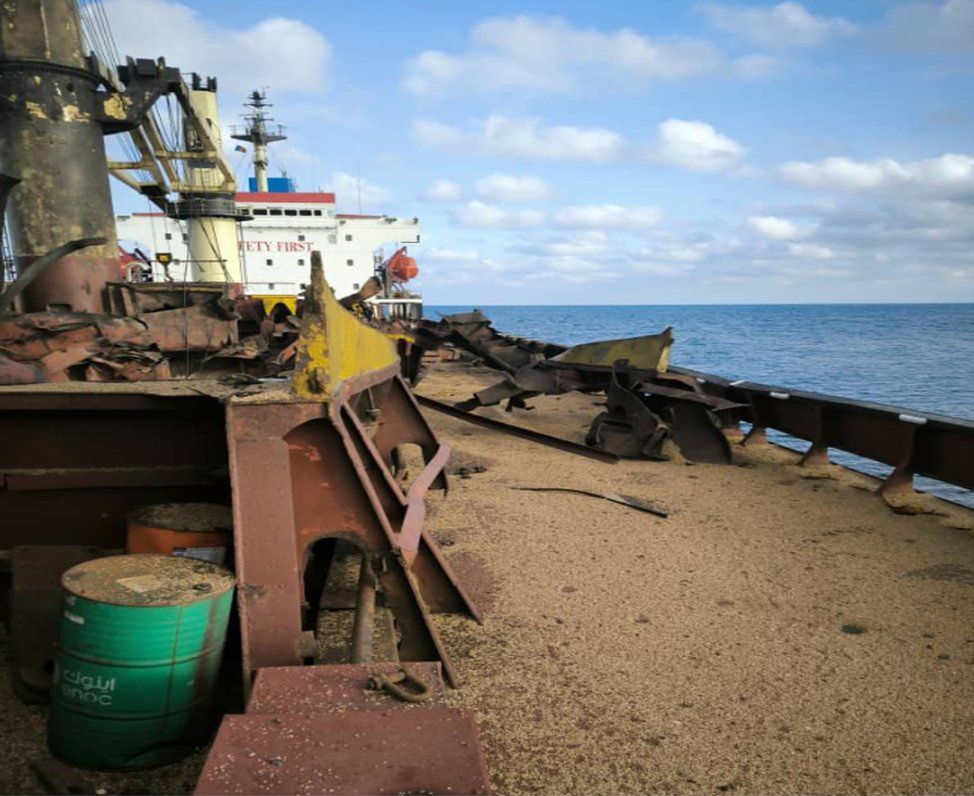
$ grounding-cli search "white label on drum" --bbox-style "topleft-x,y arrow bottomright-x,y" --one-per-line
116,575 -> 165,593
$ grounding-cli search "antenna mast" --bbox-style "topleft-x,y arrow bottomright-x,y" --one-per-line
230,89 -> 287,192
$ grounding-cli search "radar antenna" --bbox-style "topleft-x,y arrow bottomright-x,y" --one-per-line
230,89 -> 287,192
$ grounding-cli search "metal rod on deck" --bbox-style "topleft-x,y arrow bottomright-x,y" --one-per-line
350,554 -> 376,663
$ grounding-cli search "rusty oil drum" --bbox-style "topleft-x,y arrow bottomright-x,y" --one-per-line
48,555 -> 235,770
126,502 -> 231,562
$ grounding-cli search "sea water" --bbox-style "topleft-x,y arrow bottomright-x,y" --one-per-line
428,304 -> 974,508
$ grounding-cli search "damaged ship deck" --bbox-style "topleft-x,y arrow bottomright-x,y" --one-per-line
2,358 -> 973,795
422,360 -> 974,796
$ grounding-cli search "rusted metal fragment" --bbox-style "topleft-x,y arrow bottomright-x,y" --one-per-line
194,708 -> 491,796
142,304 -> 239,352
424,310 -> 562,374
246,663 -> 448,714
39,346 -> 95,380
0,237 -> 108,314
94,316 -> 153,345
0,351 -> 44,383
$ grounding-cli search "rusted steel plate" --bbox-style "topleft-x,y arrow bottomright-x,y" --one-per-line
0,393 -> 228,549
246,663 -> 447,714
10,544 -> 108,701
2,465 -> 220,491
141,305 -> 238,353
195,708 -> 491,796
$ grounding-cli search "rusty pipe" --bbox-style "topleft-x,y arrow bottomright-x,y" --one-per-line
350,554 -> 376,664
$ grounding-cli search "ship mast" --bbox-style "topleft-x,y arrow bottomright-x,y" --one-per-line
230,90 -> 287,192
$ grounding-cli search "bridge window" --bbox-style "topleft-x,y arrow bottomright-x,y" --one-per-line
269,208 -> 282,216
253,208 -> 267,216
284,209 -> 297,216
313,210 -> 322,216
299,210 -> 312,216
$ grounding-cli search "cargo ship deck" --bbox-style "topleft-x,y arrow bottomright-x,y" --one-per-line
3,359 -> 971,794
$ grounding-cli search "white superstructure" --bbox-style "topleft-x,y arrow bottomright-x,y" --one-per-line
116,190 -> 421,306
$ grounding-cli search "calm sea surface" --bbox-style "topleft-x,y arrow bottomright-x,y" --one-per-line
428,304 -> 974,507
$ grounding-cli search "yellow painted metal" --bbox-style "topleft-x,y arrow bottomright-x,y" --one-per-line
550,327 -> 674,372
293,252 -> 399,399
251,295 -> 298,315
185,89 -> 241,284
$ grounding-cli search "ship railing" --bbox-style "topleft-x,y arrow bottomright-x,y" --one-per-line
672,365 -> 974,498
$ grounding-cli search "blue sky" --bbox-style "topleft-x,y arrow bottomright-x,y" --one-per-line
103,0 -> 974,304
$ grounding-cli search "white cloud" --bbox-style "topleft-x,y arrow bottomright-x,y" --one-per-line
475,174 -> 554,202
880,0 -> 974,53
423,247 -> 483,263
452,201 -> 546,229
553,205 -> 663,229
513,231 -> 609,258
779,153 -> 974,200
649,119 -> 744,171
413,116 -> 628,162
545,231 -> 609,257
423,179 -> 462,202
632,262 -> 697,276
414,115 -> 742,172
746,215 -> 804,240
787,242 -> 836,260
402,15 -> 723,97
731,54 -> 787,79
102,0 -> 330,96
699,2 -> 856,48
331,172 -> 391,212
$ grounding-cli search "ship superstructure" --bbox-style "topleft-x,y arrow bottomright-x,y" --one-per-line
116,90 -> 422,316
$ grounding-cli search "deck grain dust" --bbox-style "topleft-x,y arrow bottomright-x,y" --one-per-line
421,360 -> 974,795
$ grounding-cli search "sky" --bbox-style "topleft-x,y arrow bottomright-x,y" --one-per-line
100,0 -> 974,304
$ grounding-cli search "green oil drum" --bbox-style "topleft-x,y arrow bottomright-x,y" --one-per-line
48,554 -> 235,770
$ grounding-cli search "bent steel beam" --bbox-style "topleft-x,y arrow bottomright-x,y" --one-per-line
229,253 -> 477,693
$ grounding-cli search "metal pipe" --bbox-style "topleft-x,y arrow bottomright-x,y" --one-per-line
350,553 -> 376,663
